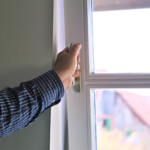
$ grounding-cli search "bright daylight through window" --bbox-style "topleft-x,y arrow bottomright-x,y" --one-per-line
93,8 -> 150,73
92,0 -> 150,149
94,89 -> 150,150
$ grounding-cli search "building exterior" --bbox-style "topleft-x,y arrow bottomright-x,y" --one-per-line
96,90 -> 150,149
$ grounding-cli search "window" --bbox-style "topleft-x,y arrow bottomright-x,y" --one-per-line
93,9 -> 150,74
95,89 -> 150,150
64,0 -> 150,149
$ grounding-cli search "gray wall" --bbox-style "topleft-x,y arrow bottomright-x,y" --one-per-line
0,0 -> 53,150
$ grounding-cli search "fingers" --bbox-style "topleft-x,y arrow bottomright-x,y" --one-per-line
67,76 -> 73,89
77,64 -> 80,70
77,55 -> 80,64
72,70 -> 80,77
70,43 -> 82,58
73,54 -> 80,77
60,44 -> 81,57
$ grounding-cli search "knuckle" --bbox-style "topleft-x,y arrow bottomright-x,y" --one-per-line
72,44 -> 80,49
58,52 -> 62,55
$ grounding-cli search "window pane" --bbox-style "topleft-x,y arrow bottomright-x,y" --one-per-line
94,89 -> 150,150
93,8 -> 150,73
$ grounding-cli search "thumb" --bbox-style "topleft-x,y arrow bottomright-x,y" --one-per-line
70,43 -> 81,58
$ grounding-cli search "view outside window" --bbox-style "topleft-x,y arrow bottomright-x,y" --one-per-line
95,89 -> 150,150
93,8 -> 150,73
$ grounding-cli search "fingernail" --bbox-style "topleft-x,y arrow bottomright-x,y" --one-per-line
77,43 -> 82,49
79,45 -> 82,50
76,43 -> 81,46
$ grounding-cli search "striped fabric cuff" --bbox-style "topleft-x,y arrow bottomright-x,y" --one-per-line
31,70 -> 64,108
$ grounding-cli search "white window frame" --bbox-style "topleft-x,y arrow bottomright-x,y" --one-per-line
64,0 -> 150,150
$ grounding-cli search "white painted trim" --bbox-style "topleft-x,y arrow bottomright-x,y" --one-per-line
86,86 -> 97,150
50,0 -> 68,150
85,79 -> 150,85
87,73 -> 150,80
64,0 -> 89,149
64,0 -> 150,150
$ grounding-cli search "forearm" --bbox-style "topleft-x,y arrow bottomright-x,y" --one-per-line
0,70 -> 64,138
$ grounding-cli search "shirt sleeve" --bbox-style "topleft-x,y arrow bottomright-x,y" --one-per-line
0,70 -> 64,138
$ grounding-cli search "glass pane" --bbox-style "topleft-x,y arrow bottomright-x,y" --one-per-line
93,8 -> 150,73
94,89 -> 150,150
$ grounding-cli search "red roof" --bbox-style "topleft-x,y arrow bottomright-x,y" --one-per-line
118,91 -> 150,127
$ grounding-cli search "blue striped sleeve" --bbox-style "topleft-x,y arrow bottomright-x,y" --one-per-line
0,70 -> 64,138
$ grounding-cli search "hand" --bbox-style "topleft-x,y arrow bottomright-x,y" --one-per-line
53,43 -> 81,89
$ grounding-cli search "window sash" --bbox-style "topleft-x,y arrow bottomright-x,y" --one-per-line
64,0 -> 150,150
86,84 -> 150,149
85,0 -> 150,82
